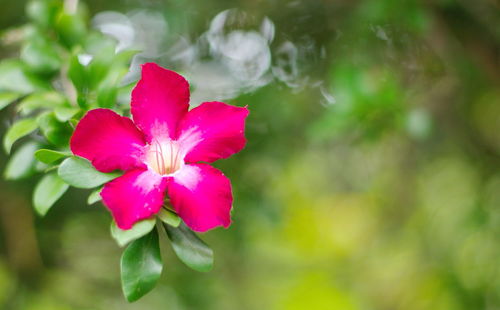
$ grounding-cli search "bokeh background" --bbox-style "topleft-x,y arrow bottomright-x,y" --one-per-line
1,0 -> 499,309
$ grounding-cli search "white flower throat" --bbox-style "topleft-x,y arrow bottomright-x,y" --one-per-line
146,140 -> 183,175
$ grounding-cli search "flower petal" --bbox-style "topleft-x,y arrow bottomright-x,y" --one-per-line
131,63 -> 190,141
179,101 -> 249,163
167,163 -> 232,232
101,169 -> 168,230
70,109 -> 146,173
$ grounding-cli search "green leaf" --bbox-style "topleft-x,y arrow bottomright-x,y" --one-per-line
34,149 -> 69,164
157,208 -> 181,227
17,92 -> 66,115
97,85 -> 118,108
88,44 -> 115,89
4,142 -> 38,180
0,59 -> 48,93
57,156 -> 121,188
55,10 -> 87,48
111,218 -> 156,247
68,51 -> 88,94
163,223 -> 213,272
37,112 -> 72,146
121,229 -> 162,302
69,118 -> 79,128
0,92 -> 21,111
20,33 -> 61,74
26,0 -> 60,28
3,118 -> 38,154
33,173 -> 69,216
87,187 -> 102,205
54,106 -> 79,122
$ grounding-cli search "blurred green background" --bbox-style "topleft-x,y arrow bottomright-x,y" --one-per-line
1,0 -> 499,309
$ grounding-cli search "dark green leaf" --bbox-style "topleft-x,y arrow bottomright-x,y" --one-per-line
111,218 -> 156,247
33,173 -> 69,216
57,156 -> 121,188
121,229 -> 162,302
4,142 -> 38,180
3,118 -> 38,154
34,149 -> 69,164
163,223 -> 213,272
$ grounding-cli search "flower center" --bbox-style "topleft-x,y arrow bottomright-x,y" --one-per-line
146,140 -> 183,175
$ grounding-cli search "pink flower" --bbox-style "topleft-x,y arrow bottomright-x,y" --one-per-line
70,63 -> 249,232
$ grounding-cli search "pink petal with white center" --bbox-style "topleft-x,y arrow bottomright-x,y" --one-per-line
101,169 -> 168,230
70,109 -> 146,173
167,163 -> 233,232
178,101 -> 249,163
131,63 -> 190,141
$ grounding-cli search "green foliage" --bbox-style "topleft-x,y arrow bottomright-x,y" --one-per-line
34,149 -> 69,164
163,223 -> 214,272
157,208 -> 181,227
120,229 -> 163,302
17,91 -> 66,115
26,0 -> 60,28
3,142 -> 38,180
33,172 -> 69,216
3,118 -> 38,153
0,60 -> 48,94
86,187 -> 102,205
20,29 -> 62,75
111,218 -> 156,248
57,156 -> 121,189
37,112 -> 72,146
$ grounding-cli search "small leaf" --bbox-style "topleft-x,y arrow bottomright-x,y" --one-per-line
111,218 -> 156,247
34,149 -> 69,164
3,118 -> 38,154
57,156 -> 121,188
4,142 -> 38,180
54,106 -> 79,122
69,118 -> 79,128
88,44 -> 115,89
87,187 -> 102,205
55,10 -> 87,48
17,91 -> 66,115
33,173 -> 69,216
121,229 -> 162,302
163,223 -> 213,272
26,0 -> 59,28
20,33 -> 61,74
157,208 -> 181,227
0,59 -> 48,93
0,92 -> 21,111
97,85 -> 118,108
68,51 -> 88,94
37,112 -> 72,146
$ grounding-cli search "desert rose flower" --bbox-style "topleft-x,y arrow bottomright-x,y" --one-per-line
70,63 -> 249,232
